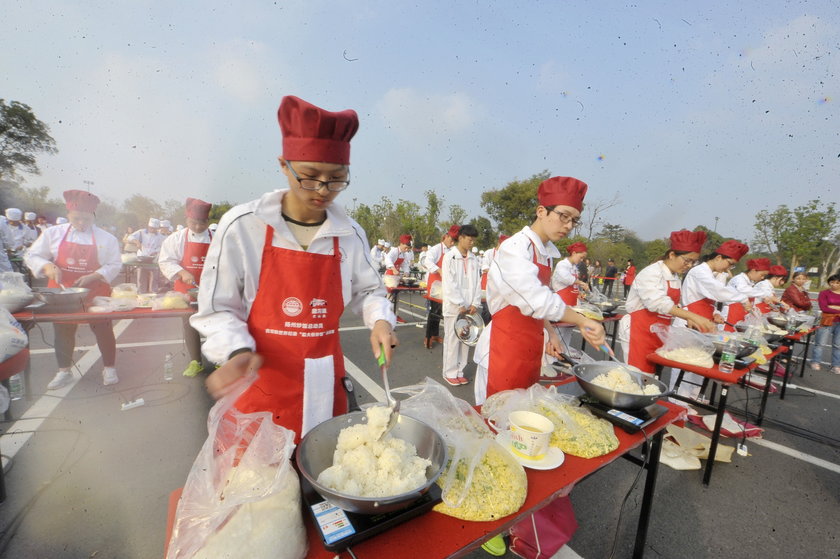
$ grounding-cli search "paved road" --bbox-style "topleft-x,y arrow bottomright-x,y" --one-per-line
1,288 -> 838,558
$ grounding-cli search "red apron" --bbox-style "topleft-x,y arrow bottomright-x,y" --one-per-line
173,231 -> 211,293
754,301 -> 772,314
384,251 -> 405,276
724,300 -> 751,332
487,240 -> 551,397
48,227 -> 111,303
627,281 -> 680,374
686,298 -> 715,320
426,243 -> 445,302
234,228 -> 347,443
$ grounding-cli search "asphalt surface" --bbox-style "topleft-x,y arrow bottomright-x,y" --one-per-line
1,287 -> 838,559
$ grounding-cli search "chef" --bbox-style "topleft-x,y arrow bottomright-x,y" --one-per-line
4,208 -> 36,255
0,219 -> 12,272
548,241 -> 590,349
753,265 -> 790,313
158,197 -> 213,377
384,234 -> 414,276
725,257 -> 777,327
617,230 -> 716,374
474,176 -> 605,559
24,190 -> 122,388
369,239 -> 386,271
679,239 -> 752,324
126,218 -> 166,292
192,95 -> 397,443
23,212 -> 40,241
441,224 -> 482,385
423,226 -> 458,349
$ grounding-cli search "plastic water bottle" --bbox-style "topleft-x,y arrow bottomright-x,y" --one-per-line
164,353 -> 174,381
719,338 -> 738,373
9,373 -> 24,400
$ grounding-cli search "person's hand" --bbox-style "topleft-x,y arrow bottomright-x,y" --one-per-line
744,301 -> 754,312
206,351 -> 263,400
579,318 -> 606,348
43,263 -> 62,283
686,315 -> 716,333
545,328 -> 564,359
580,282 -> 591,292
712,313 -> 725,324
370,320 -> 399,366
467,305 -> 477,315
74,273 -> 104,288
178,270 -> 196,285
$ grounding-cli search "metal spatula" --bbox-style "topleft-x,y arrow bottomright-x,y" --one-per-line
376,344 -> 400,440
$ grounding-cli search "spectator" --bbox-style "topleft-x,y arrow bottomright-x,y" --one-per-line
603,259 -> 618,297
622,259 -> 636,298
811,273 -> 840,373
781,272 -> 813,312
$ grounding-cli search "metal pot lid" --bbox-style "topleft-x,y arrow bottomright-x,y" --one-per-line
454,311 -> 484,346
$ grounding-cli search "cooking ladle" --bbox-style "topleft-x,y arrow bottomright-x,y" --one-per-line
376,344 -> 400,440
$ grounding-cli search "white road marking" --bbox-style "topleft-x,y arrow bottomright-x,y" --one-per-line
343,356 -> 385,402
749,438 -> 840,474
778,382 -> 840,401
2,319 -> 133,466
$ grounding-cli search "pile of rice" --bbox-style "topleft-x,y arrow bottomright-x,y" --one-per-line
591,367 -> 660,395
317,405 -> 431,498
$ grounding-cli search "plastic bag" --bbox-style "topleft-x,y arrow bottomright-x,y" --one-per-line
90,296 -> 138,313
393,378 -> 527,521
0,308 -> 27,362
583,284 -> 608,304
166,375 -> 307,559
652,324 -> 715,367
482,384 -> 619,459
153,290 -> 191,310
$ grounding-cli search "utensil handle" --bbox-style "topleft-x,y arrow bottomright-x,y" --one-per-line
378,343 -> 394,406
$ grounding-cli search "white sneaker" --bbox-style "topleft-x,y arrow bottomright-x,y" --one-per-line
103,367 -> 119,385
47,371 -> 73,390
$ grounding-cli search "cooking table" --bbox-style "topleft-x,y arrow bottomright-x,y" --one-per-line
10,306 -> 196,409
646,345 -> 787,485
385,285 -> 426,322
164,399 -> 685,559
777,327 -> 818,398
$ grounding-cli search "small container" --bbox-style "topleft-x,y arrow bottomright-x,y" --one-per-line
163,353 -> 174,381
719,338 -> 738,373
508,411 -> 554,460
9,373 -> 24,400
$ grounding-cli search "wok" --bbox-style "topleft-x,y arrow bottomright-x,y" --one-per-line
766,314 -> 789,329
32,287 -> 90,312
709,339 -> 758,361
296,411 -> 448,514
572,362 -> 669,410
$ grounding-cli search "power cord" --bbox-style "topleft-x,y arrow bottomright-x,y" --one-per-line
607,426 -> 650,559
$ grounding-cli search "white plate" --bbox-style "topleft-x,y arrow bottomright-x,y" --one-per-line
495,432 -> 565,470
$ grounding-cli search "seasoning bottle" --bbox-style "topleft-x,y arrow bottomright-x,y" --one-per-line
164,353 -> 174,381
719,338 -> 738,373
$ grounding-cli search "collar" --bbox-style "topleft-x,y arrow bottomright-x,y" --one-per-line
253,189 -> 355,238
657,260 -> 678,280
521,226 -> 562,259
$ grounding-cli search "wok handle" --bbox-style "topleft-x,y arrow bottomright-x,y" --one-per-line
342,376 -> 361,412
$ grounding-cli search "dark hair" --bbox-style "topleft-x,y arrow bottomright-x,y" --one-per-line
661,249 -> 692,261
828,273 -> 840,283
792,272 -> 808,280
701,251 -> 727,263
458,224 -> 479,238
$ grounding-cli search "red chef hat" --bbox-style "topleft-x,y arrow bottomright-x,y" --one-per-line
399,234 -> 412,246
278,95 -> 359,165
566,241 -> 588,254
768,265 -> 787,277
746,258 -> 772,271
447,225 -> 460,239
670,230 -> 707,253
63,189 -> 100,213
185,197 -> 212,220
716,240 -> 749,262
537,176 -> 588,211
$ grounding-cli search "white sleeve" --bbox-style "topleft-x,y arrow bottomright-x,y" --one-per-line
550,259 -> 576,291
633,265 -> 677,316
157,231 -> 184,280
442,251 -> 466,310
93,229 -> 123,282
343,227 -> 397,330
23,227 -> 59,277
424,244 -> 441,273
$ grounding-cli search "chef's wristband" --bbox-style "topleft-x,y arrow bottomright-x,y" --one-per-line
228,347 -> 253,361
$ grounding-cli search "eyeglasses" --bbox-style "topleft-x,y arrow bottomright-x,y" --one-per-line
678,255 -> 698,266
287,162 -> 350,192
551,209 -> 581,227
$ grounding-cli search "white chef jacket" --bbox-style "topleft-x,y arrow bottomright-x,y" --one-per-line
369,246 -> 385,267
157,227 -> 212,280
680,262 -> 748,308
423,242 -> 447,274
190,189 -> 396,365
480,247 -> 496,273
550,257 -> 578,292
752,279 -> 776,300
483,225 -> 566,320
6,222 -> 35,252
127,228 -> 166,257
384,246 -> 414,274
24,223 -> 122,282
618,261 -> 683,351
441,246 -> 482,317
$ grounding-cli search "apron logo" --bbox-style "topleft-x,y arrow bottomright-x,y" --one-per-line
66,258 -> 76,266
282,297 -> 303,317
310,298 -> 328,317
191,256 -> 199,263
309,298 -> 326,307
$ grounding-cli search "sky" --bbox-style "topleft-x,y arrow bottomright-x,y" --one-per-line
2,0 -> 838,242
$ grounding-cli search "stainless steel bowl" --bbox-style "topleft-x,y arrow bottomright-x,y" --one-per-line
454,311 -> 484,346
0,291 -> 35,313
571,362 -> 669,410
296,411 -> 448,514
32,287 -> 90,312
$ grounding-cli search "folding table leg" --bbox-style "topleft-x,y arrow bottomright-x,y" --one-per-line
702,384 -> 728,486
632,429 -> 664,559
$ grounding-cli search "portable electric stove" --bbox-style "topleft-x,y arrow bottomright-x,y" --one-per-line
301,476 -> 443,552
580,396 -> 668,433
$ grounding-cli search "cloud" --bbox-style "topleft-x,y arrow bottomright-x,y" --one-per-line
212,39 -> 273,104
375,88 -> 479,144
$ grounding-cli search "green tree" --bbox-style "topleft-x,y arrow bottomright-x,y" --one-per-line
480,170 -> 550,234
643,238 -> 670,265
209,201 -> 234,223
348,202 -> 380,246
468,215 -> 496,249
692,225 -> 725,253
597,224 -> 625,244
447,204 -> 468,227
0,100 -> 58,179
122,194 -> 163,226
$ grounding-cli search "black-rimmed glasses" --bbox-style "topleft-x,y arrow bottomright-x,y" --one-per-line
287,162 -> 350,192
